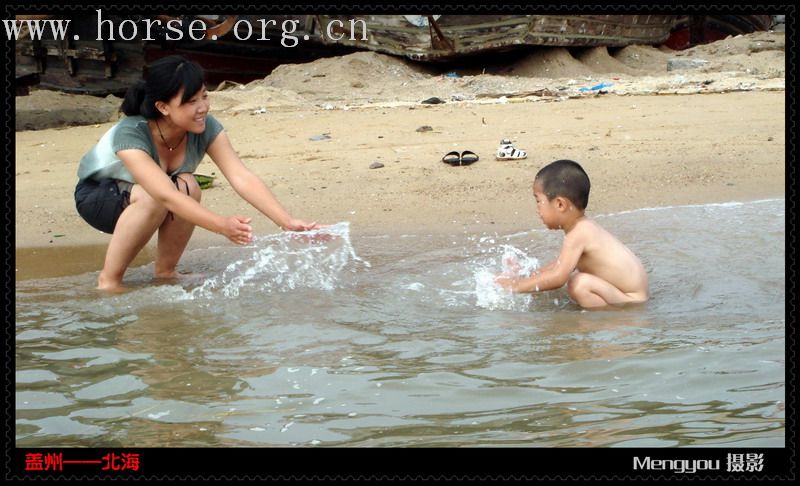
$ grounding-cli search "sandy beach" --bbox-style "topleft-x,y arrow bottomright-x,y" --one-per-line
14,32 -> 785,278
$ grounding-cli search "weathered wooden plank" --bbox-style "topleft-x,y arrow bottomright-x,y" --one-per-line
315,15 -> 678,60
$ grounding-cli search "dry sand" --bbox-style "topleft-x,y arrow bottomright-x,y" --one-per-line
14,32 -> 786,278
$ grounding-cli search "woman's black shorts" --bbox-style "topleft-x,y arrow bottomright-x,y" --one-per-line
74,178 -> 132,234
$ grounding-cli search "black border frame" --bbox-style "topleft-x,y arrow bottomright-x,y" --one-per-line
4,2 -> 794,481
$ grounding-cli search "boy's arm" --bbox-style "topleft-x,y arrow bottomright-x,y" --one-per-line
530,260 -> 558,277
496,231 -> 585,293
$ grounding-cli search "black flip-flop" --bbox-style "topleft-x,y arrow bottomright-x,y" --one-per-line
442,151 -> 461,166
460,150 -> 479,166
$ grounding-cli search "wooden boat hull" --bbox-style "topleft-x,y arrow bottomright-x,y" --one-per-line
313,15 -> 680,61
664,15 -> 775,50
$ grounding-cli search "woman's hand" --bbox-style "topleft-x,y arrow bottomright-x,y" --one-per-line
282,218 -> 322,232
284,218 -> 336,243
222,215 -> 253,245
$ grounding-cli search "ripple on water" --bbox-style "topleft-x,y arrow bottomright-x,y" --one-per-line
15,202 -> 785,447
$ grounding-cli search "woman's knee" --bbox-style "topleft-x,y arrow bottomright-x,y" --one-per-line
129,185 -> 168,219
174,173 -> 201,202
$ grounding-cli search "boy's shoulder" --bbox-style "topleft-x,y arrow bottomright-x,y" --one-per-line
572,216 -> 603,233
566,217 -> 609,244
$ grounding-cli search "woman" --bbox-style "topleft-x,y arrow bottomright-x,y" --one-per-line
75,55 -> 319,290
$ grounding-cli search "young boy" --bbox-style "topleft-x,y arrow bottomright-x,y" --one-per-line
495,159 -> 648,308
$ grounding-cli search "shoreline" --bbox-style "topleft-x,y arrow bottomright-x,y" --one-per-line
16,194 -> 784,282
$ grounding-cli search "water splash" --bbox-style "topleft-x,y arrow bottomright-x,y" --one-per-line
472,244 -> 540,311
189,222 -> 367,299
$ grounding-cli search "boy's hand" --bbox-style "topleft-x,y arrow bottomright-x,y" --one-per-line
503,255 -> 522,275
495,275 -> 518,292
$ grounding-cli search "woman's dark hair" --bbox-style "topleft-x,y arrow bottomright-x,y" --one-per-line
534,159 -> 591,210
120,55 -> 205,118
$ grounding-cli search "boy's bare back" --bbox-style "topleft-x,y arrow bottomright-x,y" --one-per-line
565,217 -> 648,299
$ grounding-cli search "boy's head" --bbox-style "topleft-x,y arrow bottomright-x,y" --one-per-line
534,159 -> 590,210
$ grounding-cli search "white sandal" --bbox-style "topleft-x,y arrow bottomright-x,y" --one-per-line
496,139 -> 527,160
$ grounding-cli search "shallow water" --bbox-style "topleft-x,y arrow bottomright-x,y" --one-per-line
15,199 -> 785,447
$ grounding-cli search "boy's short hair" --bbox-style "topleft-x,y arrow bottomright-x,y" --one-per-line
534,159 -> 590,210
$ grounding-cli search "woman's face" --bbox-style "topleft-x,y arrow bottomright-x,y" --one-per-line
164,85 -> 210,133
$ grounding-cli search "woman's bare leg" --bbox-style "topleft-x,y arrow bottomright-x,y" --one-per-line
97,185 -> 169,290
154,173 -> 201,278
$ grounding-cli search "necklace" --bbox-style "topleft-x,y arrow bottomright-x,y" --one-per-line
155,119 -> 186,151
